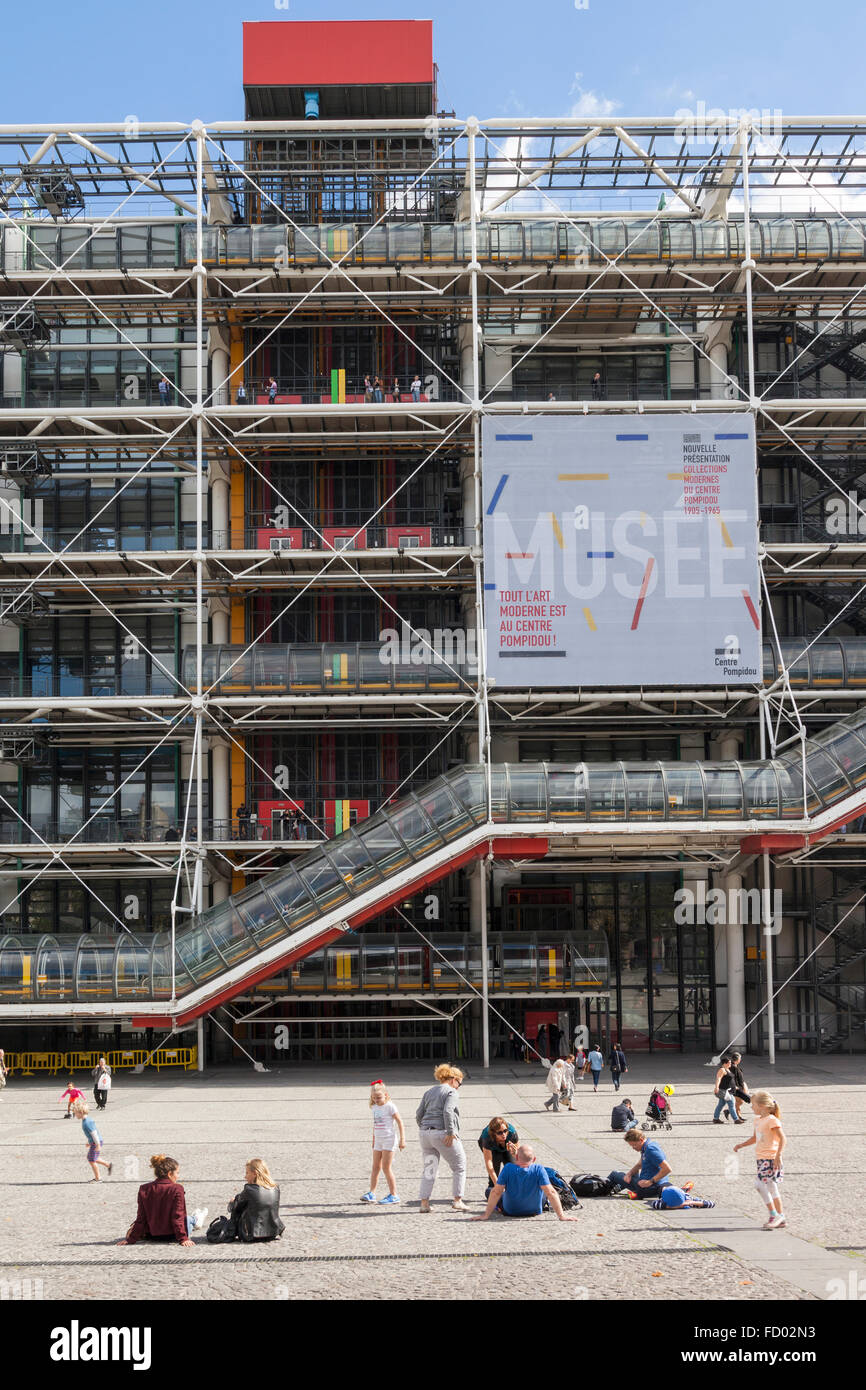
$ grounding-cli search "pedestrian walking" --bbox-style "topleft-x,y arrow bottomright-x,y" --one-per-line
713,1056 -> 741,1124
0,1048 -> 7,1089
117,1154 -> 207,1246
733,1090 -> 787,1230
72,1100 -> 112,1182
92,1056 -> 111,1110
573,1041 -> 586,1077
60,1080 -> 85,1118
478,1116 -> 519,1186
560,1054 -> 576,1111
361,1081 -> 405,1205
536,1022 -> 548,1059
609,1042 -> 627,1091
543,1057 -> 565,1112
728,1050 -> 752,1119
415,1063 -> 467,1213
587,1043 -> 604,1091
548,1021 -> 563,1057
268,377 -> 278,404
410,373 -> 422,402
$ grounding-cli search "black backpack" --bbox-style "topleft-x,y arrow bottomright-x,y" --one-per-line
570,1173 -> 615,1198
543,1168 -> 581,1210
206,1214 -> 237,1244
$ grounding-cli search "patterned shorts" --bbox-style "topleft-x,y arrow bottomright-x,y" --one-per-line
756,1158 -> 783,1184
86,1142 -> 101,1163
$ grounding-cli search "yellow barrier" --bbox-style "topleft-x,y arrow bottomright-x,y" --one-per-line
3,1047 -> 198,1075
9,1051 -> 66,1075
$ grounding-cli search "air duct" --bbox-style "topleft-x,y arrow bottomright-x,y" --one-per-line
304,89 -> 320,120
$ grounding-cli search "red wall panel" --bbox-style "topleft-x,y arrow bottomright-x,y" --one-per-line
243,21 -> 434,88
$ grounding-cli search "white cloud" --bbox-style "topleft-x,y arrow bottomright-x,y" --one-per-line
569,89 -> 621,120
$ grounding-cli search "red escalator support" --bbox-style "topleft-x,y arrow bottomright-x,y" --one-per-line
165,834 -> 550,1023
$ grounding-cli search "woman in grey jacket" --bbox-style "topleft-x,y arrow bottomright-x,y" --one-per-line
415,1064 -> 467,1212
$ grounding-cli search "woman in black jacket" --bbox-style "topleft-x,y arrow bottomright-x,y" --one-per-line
228,1159 -> 285,1242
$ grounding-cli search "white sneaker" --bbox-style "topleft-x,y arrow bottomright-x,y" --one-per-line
189,1206 -> 208,1232
763,1212 -> 783,1230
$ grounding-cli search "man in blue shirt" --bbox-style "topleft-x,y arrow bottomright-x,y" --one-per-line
471,1144 -> 579,1222
608,1129 -> 673,1199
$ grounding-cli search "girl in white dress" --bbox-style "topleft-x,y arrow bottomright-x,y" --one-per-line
361,1082 -> 406,1206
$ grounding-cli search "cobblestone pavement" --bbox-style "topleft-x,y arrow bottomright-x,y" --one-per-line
1,1055 -> 863,1301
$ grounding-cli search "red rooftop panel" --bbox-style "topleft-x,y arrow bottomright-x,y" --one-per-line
243,20 -> 434,89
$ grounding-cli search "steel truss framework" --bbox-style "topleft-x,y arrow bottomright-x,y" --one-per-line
1,114 -> 866,1052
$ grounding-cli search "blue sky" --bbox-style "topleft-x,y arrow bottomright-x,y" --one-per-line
0,0 -> 863,123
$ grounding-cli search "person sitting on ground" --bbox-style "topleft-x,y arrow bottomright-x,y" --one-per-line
226,1159 -> 285,1242
608,1128 -> 673,1199
117,1154 -> 207,1248
471,1143 -> 579,1222
611,1097 -> 637,1132
649,1185 -> 715,1211
478,1116 -> 519,1186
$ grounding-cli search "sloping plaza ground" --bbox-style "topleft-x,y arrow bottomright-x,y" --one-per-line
1,1054 -> 863,1301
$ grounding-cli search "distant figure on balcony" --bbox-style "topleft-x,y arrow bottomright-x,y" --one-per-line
158,376 -> 171,406
237,803 -> 250,840
164,824 -> 180,842
373,377 -> 384,403
411,373 -> 422,402
363,374 -> 373,402
236,383 -> 247,404
547,392 -> 556,401
392,377 -> 401,400
268,377 -> 278,404
591,371 -> 603,400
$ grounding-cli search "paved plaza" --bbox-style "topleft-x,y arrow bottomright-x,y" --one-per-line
1,1055 -> 864,1301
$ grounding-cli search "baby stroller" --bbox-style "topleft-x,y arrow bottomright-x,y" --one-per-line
641,1086 -> 673,1132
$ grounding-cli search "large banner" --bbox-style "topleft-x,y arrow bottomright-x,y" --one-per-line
482,415 -> 760,687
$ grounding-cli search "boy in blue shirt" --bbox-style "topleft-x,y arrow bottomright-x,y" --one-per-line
471,1144 -> 579,1222
608,1128 -> 672,1199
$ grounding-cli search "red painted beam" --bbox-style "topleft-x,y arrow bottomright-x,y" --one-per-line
174,925 -> 347,1026
490,837 -> 549,859
348,842 -> 486,929
740,833 -> 807,853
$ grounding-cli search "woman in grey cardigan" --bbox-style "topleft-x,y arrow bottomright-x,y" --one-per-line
415,1063 -> 467,1212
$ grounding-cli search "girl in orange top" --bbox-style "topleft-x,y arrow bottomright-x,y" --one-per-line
733,1089 -> 787,1229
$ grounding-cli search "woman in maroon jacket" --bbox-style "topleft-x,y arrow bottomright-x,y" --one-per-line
117,1154 -> 207,1247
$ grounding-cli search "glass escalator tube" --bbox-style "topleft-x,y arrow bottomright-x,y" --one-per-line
505,764 -> 548,822
0,935 -> 29,1002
